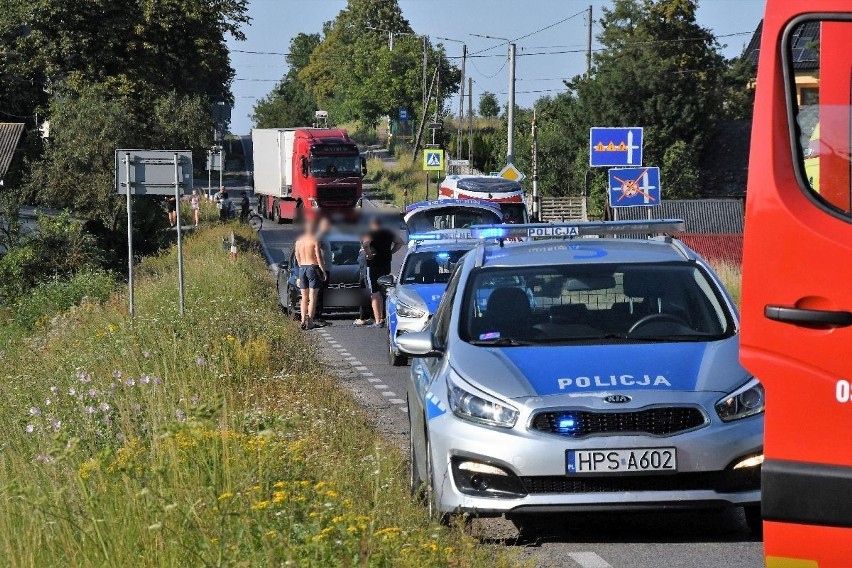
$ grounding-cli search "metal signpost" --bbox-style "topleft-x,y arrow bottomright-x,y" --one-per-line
589,127 -> 644,167
423,148 -> 444,201
207,146 -> 223,199
607,166 -> 661,220
116,149 -> 193,319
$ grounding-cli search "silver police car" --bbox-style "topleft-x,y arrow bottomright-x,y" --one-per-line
382,241 -> 478,366
397,221 -> 764,533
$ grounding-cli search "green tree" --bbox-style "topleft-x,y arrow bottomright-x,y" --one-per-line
661,140 -> 699,198
298,0 -> 459,126
252,33 -> 321,128
478,92 -> 500,119
721,57 -> 757,120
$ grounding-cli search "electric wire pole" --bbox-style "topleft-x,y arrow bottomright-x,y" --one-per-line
457,44 -> 466,166
507,42 -> 517,164
586,5 -> 593,78
468,77 -> 473,163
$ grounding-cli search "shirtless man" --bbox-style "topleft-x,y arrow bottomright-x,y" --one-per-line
294,220 -> 328,329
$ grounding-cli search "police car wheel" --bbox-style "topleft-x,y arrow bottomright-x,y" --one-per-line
286,287 -> 300,321
744,505 -> 763,536
408,406 -> 424,496
388,332 -> 407,366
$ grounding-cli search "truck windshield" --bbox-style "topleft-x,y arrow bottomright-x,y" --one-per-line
460,262 -> 733,345
311,155 -> 361,177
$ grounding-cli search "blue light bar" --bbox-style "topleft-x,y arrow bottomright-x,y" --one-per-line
407,229 -> 477,242
436,252 -> 451,260
404,198 -> 502,213
470,219 -> 685,240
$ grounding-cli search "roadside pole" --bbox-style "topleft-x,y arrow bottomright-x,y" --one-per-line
468,77 -> 473,163
219,146 -> 225,191
124,153 -> 134,321
174,153 -> 185,315
207,149 -> 212,200
507,42 -> 517,164
531,110 -> 539,221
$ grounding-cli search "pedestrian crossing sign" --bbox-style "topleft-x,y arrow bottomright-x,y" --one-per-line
423,149 -> 444,171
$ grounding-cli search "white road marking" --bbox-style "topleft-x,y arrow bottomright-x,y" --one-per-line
400,407 -> 408,413
381,391 -> 396,397
567,552 -> 614,568
361,372 -> 375,377
367,378 -> 381,383
374,384 -> 388,389
354,366 -> 369,371
389,398 -> 405,404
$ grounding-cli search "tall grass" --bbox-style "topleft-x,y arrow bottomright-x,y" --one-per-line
365,155 -> 432,207
709,261 -> 742,308
0,225 -> 515,567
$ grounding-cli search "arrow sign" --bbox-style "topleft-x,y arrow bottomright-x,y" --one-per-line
608,167 -> 661,208
590,127 -> 643,167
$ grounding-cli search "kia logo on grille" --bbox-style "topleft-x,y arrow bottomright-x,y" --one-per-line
603,394 -> 632,404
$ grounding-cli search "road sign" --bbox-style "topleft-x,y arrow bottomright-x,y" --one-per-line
116,150 -> 193,195
608,167 -> 661,208
423,149 -> 444,171
448,159 -> 470,167
590,127 -> 643,167
206,151 -> 223,172
399,109 -> 408,122
499,163 -> 526,182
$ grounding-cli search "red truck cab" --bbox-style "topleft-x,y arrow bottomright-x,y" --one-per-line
254,128 -> 365,223
741,3 -> 852,566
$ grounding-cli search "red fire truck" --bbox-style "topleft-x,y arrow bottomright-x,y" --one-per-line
252,127 -> 365,222
742,2 -> 852,566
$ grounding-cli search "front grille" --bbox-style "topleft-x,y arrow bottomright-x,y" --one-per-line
522,469 -> 760,494
531,407 -> 706,438
319,187 -> 358,202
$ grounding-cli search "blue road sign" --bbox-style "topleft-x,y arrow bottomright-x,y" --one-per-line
399,109 -> 409,122
590,127 -> 643,167
608,167 -> 661,208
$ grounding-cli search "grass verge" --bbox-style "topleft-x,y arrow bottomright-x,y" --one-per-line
0,224 -> 516,567
366,155 -> 437,208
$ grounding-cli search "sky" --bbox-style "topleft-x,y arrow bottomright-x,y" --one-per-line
226,0 -> 767,134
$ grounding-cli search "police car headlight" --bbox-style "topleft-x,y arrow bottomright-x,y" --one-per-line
397,300 -> 426,319
715,378 -> 765,422
447,375 -> 518,428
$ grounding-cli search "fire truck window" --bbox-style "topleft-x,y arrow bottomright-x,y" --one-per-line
787,20 -> 852,216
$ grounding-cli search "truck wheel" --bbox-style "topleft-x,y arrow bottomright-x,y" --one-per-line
273,200 -> 282,224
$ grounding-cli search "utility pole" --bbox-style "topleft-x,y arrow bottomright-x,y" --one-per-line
457,44 -> 466,167
531,109 -> 539,221
507,42 -> 517,164
468,77 -> 473,163
586,5 -> 593,78
422,36 -> 428,110
389,31 -> 394,51
412,66 -> 440,161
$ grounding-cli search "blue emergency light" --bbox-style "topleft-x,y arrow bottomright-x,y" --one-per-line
470,219 -> 685,240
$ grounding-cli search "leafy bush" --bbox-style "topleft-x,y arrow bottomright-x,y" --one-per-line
0,212 -> 103,304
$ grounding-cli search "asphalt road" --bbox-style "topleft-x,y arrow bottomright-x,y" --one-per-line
257,200 -> 764,568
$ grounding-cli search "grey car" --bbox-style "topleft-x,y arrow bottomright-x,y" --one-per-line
397,225 -> 764,534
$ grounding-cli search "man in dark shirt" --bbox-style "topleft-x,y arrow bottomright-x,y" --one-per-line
239,191 -> 250,222
361,216 -> 403,328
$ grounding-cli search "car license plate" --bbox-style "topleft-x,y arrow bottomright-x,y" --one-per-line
566,448 -> 677,474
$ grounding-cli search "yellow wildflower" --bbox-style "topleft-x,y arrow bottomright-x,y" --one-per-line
314,481 -> 327,491
250,500 -> 270,510
309,512 -> 320,518
217,492 -> 233,501
273,481 -> 286,488
272,491 -> 287,503
325,490 -> 338,499
265,530 -> 277,538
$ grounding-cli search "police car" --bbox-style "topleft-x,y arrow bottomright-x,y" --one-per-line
396,220 -> 764,533
381,239 -> 479,366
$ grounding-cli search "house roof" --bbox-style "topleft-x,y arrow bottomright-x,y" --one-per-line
0,122 -> 25,182
743,19 -> 820,71
616,199 -> 744,234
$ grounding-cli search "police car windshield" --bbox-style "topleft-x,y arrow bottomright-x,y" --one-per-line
401,250 -> 468,285
461,262 -> 733,345
406,208 -> 501,234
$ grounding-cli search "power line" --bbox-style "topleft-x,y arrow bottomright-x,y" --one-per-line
470,8 -> 588,56
469,59 -> 507,79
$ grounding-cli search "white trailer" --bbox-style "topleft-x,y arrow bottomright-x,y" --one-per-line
251,128 -> 295,198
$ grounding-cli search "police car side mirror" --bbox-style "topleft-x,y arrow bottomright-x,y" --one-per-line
377,274 -> 395,288
397,331 -> 442,357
